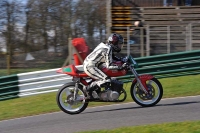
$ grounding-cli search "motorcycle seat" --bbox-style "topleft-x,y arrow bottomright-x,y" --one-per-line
76,69 -> 85,74
71,65 -> 88,77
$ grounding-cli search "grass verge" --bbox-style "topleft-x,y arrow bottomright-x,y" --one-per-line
1,74 -> 200,121
77,121 -> 200,133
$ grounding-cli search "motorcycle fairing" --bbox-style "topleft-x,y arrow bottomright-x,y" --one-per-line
57,65 -> 88,77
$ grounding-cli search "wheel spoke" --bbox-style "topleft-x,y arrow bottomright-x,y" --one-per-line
66,105 -> 72,110
65,89 -> 71,96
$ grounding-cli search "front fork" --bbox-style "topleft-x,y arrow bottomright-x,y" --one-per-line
74,81 -> 88,101
129,66 -> 148,94
74,82 -> 79,100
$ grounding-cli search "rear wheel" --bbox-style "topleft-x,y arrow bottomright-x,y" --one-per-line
56,82 -> 89,114
130,78 -> 163,107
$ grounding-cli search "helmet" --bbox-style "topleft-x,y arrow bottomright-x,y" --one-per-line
107,33 -> 123,53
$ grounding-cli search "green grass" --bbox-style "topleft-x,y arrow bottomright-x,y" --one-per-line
1,74 -> 200,121
77,121 -> 200,133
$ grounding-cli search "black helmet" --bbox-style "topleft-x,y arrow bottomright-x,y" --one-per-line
107,33 -> 123,53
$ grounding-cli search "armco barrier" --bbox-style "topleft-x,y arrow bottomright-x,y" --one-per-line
0,66 -> 83,101
1,50 -> 200,101
125,50 -> 200,80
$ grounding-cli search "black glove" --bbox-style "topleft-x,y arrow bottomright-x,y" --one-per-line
118,63 -> 127,70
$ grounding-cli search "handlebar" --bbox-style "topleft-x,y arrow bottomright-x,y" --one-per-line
124,55 -> 139,68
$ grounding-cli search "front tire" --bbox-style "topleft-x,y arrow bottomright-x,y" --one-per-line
56,82 -> 89,114
130,78 -> 163,107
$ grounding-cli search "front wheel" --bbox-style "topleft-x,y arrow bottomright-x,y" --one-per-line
130,78 -> 163,107
56,82 -> 89,114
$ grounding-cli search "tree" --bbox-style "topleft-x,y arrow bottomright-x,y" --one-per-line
0,0 -> 23,74
0,0 -> 107,71
74,0 -> 106,47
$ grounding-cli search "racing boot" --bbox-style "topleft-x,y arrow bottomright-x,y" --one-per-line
87,78 -> 111,99
86,82 -> 100,99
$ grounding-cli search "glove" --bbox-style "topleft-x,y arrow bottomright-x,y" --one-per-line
121,57 -> 128,63
118,63 -> 127,70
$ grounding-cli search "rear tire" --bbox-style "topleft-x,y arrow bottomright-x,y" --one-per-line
56,82 -> 89,114
130,78 -> 163,107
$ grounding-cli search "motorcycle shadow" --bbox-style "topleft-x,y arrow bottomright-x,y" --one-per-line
83,105 -> 144,114
83,101 -> 200,114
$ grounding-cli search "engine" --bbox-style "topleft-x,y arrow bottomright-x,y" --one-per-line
99,90 -> 119,101
99,79 -> 123,101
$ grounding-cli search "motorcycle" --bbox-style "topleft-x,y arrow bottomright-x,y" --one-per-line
56,55 -> 163,114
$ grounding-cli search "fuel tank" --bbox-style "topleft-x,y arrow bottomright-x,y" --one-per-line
99,61 -> 127,77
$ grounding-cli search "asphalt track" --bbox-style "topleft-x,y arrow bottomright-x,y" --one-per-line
0,95 -> 200,133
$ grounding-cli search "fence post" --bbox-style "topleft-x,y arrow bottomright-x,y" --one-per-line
188,23 -> 192,51
6,54 -> 11,75
106,0 -> 112,38
167,26 -> 171,53
185,23 -> 192,51
185,25 -> 187,51
185,24 -> 189,51
140,27 -> 144,57
127,26 -> 130,56
62,37 -> 72,66
146,25 -> 150,56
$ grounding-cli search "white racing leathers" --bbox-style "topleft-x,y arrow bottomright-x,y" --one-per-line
83,42 -> 121,90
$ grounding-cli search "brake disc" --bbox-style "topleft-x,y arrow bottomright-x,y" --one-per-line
137,84 -> 155,100
65,94 -> 74,105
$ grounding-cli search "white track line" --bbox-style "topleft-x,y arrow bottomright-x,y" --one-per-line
1,95 -> 200,123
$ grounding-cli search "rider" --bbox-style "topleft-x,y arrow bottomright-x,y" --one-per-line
83,33 -> 126,97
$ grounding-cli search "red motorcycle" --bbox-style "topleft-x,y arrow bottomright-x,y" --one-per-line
56,55 -> 163,114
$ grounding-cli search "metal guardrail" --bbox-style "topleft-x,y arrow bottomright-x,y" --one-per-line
1,50 -> 200,101
120,50 -> 200,82
0,66 -> 83,101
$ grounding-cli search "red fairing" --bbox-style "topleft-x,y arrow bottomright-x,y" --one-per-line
57,65 -> 88,77
56,68 -> 63,73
